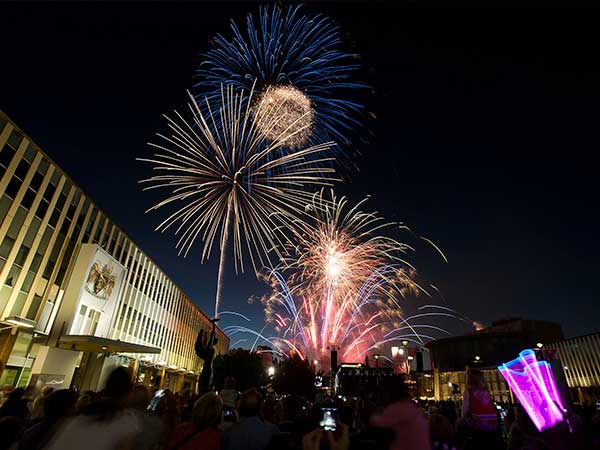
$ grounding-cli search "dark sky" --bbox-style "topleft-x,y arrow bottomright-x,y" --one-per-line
1,2 -> 598,340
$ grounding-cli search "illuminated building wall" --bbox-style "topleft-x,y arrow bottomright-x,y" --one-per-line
0,112 -> 229,391
546,332 -> 600,403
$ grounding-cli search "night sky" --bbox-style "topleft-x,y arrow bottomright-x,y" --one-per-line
1,3 -> 598,340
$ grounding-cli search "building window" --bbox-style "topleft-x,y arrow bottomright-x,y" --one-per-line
72,304 -> 87,334
0,131 -> 21,172
14,159 -> 31,182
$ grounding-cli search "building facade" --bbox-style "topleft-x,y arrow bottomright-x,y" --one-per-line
0,112 -> 229,393
426,318 -> 564,403
546,332 -> 600,405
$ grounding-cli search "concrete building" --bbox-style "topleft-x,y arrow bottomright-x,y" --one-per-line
426,318 -> 563,402
0,112 -> 229,393
546,331 -> 600,405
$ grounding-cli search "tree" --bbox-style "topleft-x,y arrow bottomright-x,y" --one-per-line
212,349 -> 266,391
272,355 -> 316,399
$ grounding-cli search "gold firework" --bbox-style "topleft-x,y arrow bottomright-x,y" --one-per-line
138,85 -> 336,316
253,85 -> 315,147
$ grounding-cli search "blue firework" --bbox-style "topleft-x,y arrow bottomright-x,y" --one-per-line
194,4 -> 365,157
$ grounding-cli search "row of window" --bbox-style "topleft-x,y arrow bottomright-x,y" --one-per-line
0,117 -> 227,371
548,334 -> 600,388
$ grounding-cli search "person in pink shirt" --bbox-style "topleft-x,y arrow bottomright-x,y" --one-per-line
370,378 -> 431,450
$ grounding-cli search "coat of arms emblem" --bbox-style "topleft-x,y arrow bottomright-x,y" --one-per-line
85,261 -> 117,299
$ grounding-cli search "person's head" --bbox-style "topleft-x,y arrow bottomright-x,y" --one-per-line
238,388 -> 263,418
44,389 -> 78,422
378,376 -> 409,406
429,413 -> 455,444
339,403 -> 355,428
515,405 -> 539,437
7,387 -> 25,402
104,367 -> 133,403
224,377 -> 236,390
281,395 -> 304,421
466,368 -> 486,389
261,396 -> 279,424
76,392 -> 93,412
40,386 -> 54,397
0,416 -> 23,448
129,384 -> 151,410
156,390 -> 178,426
193,392 -> 223,430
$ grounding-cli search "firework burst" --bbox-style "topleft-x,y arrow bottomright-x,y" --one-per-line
195,4 -> 364,156
258,190 -> 435,363
254,85 -> 314,148
138,85 -> 337,317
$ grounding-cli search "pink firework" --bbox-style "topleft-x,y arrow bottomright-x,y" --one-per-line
260,190 -> 433,363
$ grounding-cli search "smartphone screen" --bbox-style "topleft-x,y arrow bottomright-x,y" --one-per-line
320,407 -> 337,431
148,389 -> 165,412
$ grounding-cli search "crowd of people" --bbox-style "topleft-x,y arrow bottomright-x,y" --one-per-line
0,367 -> 598,450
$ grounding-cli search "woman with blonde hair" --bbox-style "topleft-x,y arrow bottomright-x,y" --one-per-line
459,368 -> 497,431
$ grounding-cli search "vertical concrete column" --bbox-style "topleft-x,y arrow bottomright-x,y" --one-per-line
129,358 -> 139,384
175,372 -> 184,393
433,367 -> 440,401
158,368 -> 166,389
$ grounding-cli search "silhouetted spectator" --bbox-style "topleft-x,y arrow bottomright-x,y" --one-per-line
44,367 -> 139,450
29,386 -> 53,421
129,384 -> 165,450
429,413 -> 457,450
19,389 -> 78,450
458,368 -> 497,431
169,392 -> 223,450
370,379 -> 430,450
0,416 -> 24,450
222,388 -> 279,450
75,390 -> 94,413
0,388 -> 29,420
220,377 -> 239,410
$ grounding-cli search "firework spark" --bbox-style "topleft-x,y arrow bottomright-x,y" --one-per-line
258,190 -> 438,363
195,4 -> 364,155
138,85 -> 337,317
254,85 -> 314,148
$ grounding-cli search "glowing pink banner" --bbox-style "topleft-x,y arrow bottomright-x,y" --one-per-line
498,349 -> 565,431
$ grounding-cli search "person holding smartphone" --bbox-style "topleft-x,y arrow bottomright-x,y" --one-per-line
302,422 -> 350,450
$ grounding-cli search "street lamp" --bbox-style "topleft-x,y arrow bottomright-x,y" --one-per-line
536,342 -> 543,349
267,366 -> 275,377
